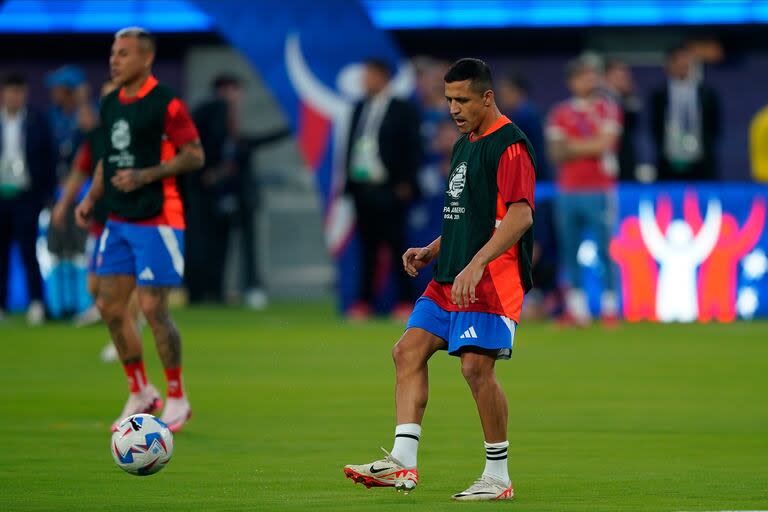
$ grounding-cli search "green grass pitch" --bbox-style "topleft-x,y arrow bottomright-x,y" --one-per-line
1,303 -> 766,511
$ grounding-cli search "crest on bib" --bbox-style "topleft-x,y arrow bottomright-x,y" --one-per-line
111,119 -> 131,151
447,161 -> 467,199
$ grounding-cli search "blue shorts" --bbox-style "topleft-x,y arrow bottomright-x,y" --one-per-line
406,297 -> 516,360
96,220 -> 185,286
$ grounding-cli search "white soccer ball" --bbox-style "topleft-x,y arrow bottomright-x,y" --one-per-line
111,413 -> 174,476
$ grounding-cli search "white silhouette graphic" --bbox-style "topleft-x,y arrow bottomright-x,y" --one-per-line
284,33 -> 414,253
639,199 -> 722,322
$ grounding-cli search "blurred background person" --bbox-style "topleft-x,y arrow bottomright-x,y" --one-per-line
0,72 -> 55,324
186,74 -> 290,308
186,74 -> 246,305
604,58 -> 641,181
650,45 -> 722,181
344,58 -> 422,320
45,65 -> 93,317
546,57 -> 621,325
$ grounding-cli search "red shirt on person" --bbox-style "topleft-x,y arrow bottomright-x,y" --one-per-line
546,97 -> 622,191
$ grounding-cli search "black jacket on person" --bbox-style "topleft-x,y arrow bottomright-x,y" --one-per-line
0,108 -> 56,207
344,96 -> 422,198
649,82 -> 721,181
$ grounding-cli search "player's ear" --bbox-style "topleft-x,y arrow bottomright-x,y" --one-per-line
484,90 -> 493,107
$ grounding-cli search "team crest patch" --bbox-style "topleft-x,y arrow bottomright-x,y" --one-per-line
447,162 -> 467,199
111,119 -> 131,150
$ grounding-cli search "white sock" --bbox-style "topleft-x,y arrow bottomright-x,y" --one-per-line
483,440 -> 510,484
391,423 -> 421,468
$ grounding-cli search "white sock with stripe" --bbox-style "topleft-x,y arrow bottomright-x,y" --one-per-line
391,423 -> 421,468
483,440 -> 510,484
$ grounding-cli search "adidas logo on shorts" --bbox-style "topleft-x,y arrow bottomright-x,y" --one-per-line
459,326 -> 478,339
139,267 -> 155,281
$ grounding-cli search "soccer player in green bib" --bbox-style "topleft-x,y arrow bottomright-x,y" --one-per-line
344,59 -> 536,501
75,27 -> 204,432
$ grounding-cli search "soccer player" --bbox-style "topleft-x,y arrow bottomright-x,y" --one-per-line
343,59 -> 536,501
75,27 -> 204,432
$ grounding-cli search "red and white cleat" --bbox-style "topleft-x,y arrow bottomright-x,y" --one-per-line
343,449 -> 419,493
452,475 -> 515,501
110,384 -> 163,432
160,396 -> 192,433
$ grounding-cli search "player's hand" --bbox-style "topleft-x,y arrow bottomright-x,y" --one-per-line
111,169 -> 148,193
451,259 -> 486,308
402,246 -> 434,277
51,202 -> 68,230
74,196 -> 94,229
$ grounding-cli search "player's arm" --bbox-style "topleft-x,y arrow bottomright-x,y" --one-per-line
111,141 -> 204,192
112,98 -> 205,192
51,171 -> 86,229
403,236 -> 441,277
52,140 -> 92,229
75,159 -> 104,228
451,142 -> 535,307
451,203 -> 533,307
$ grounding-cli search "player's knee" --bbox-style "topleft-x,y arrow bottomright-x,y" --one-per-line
392,341 -> 407,366
460,359 -> 492,387
96,297 -> 124,323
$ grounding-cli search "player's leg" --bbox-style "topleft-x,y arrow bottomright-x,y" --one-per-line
451,348 -> 514,501
97,222 -> 163,430
446,310 -> 515,501
344,298 -> 448,492
131,224 -> 190,432
136,285 -> 190,432
98,274 -> 162,430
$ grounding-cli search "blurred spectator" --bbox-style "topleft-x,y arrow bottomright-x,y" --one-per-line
497,72 -> 551,181
749,103 -> 768,182
546,57 -> 621,325
0,73 -> 55,324
186,74 -> 248,305
650,45 -> 721,181
186,74 -> 289,307
604,59 -> 641,181
413,57 -> 450,166
345,58 -> 422,320
46,65 -> 93,317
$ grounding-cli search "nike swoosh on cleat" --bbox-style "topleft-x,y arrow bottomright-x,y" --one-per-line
369,465 -> 391,474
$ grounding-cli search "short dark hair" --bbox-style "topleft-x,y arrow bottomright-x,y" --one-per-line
3,73 -> 26,87
444,58 -> 493,95
364,58 -> 393,78
115,26 -> 156,55
212,73 -> 241,91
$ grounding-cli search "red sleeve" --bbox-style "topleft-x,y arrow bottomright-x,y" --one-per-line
497,142 -> 536,211
164,98 -> 200,148
73,140 -> 93,176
